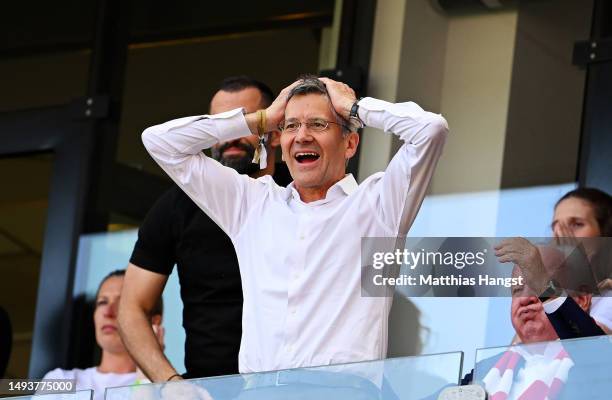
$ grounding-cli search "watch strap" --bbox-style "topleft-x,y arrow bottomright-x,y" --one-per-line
539,279 -> 562,302
349,98 -> 365,129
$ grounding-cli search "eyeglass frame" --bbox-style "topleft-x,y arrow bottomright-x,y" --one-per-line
278,118 -> 351,134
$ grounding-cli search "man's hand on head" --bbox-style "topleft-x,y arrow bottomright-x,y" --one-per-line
318,77 -> 357,120
264,80 -> 302,131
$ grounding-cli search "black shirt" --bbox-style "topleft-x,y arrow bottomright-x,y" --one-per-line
130,163 -> 291,378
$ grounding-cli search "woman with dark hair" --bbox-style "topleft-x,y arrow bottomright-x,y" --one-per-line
459,188 -> 612,397
551,187 -> 612,331
42,270 -> 163,400
496,186 -> 612,338
553,187 -> 612,237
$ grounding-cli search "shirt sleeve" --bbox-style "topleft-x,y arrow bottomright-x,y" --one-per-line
543,296 -> 567,313
129,188 -> 177,275
544,296 -> 605,339
141,109 -> 266,238
358,97 -> 449,235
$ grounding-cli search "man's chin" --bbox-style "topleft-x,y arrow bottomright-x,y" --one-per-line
220,156 -> 259,175
292,176 -> 323,189
519,323 -> 553,342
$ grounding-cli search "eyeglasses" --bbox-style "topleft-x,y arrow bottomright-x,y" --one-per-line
278,118 -> 349,134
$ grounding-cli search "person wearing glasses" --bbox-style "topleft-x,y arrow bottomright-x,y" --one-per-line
141,75 -> 448,375
118,77 -> 290,385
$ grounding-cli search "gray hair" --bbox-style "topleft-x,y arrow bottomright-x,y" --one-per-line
287,75 -> 357,134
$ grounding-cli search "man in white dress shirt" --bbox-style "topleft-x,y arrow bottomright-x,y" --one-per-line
142,76 -> 448,374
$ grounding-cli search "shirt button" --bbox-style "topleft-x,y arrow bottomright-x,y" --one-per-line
291,309 -> 296,315
299,235 -> 305,240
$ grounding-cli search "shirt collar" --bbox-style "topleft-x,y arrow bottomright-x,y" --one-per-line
284,174 -> 358,203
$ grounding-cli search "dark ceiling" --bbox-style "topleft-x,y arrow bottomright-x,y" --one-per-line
1,0 -> 334,57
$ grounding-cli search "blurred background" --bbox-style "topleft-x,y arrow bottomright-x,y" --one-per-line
1,0 -> 611,381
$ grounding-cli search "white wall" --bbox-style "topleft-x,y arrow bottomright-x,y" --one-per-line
433,11 -> 517,194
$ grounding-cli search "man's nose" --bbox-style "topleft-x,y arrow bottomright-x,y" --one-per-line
517,295 -> 539,306
294,124 -> 314,143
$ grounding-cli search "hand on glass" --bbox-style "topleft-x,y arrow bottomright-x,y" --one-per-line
160,380 -> 213,400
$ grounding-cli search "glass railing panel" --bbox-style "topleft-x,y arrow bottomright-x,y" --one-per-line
105,352 -> 463,400
0,389 -> 93,400
474,335 -> 612,400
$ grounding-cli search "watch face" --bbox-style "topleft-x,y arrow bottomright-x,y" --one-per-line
350,101 -> 359,117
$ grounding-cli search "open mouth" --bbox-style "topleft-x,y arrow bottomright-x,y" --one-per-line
294,152 -> 320,164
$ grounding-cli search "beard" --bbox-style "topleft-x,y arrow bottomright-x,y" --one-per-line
211,140 -> 260,175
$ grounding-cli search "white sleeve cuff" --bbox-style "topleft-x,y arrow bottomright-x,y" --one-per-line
543,296 -> 568,314
198,107 -> 251,143
357,97 -> 447,141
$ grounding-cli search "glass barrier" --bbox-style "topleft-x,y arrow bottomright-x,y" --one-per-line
105,352 -> 462,400
73,229 -> 185,372
2,390 -> 93,400
473,335 -> 612,400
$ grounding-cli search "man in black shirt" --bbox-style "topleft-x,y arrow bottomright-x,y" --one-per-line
117,76 -> 290,382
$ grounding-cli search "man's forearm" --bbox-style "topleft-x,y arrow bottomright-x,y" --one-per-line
360,98 -> 448,235
118,305 -> 177,382
142,110 -> 253,163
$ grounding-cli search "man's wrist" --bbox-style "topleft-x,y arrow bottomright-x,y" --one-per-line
349,98 -> 365,129
542,295 -> 567,313
342,99 -> 356,120
244,112 -> 260,135
538,279 -> 563,302
166,373 -> 182,382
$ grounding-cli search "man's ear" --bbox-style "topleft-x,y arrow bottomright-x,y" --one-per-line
572,293 -> 592,313
344,131 -> 360,160
268,131 -> 281,148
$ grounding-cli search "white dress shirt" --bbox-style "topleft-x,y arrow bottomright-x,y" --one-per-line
42,367 -> 136,400
142,97 -> 448,373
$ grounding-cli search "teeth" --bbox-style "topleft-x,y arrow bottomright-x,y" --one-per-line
295,152 -> 319,157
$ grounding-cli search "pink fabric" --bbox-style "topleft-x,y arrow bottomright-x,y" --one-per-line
482,348 -> 574,400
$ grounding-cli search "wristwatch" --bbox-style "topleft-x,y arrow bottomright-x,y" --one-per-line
538,279 -> 563,302
349,99 -> 365,129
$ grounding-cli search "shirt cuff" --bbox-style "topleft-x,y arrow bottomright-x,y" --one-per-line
357,97 -> 439,133
543,296 -> 568,314
196,107 -> 252,143
357,97 -> 391,129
